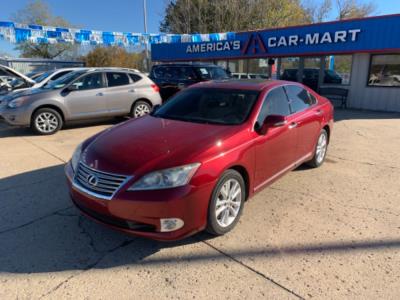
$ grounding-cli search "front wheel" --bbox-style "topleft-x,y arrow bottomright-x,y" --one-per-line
307,129 -> 328,168
131,100 -> 151,118
31,108 -> 63,135
206,170 -> 245,236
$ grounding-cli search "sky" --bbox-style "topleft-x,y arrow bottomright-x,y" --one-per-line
1,0 -> 400,57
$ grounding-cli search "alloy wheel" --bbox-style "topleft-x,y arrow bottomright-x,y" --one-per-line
35,112 -> 59,133
215,178 -> 242,228
134,103 -> 150,118
316,132 -> 327,164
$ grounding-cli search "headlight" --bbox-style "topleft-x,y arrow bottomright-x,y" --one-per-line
71,143 -> 83,172
7,96 -> 28,108
128,163 -> 200,191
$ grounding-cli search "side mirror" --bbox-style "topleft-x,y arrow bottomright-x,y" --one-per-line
257,115 -> 287,135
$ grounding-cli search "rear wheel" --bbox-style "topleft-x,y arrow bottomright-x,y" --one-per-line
206,170 -> 245,236
307,129 -> 328,168
31,108 -> 63,135
131,100 -> 151,118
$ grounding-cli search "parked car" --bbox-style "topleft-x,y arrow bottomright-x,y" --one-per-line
0,68 -> 161,135
2,68 -> 87,102
0,64 -> 36,94
231,73 -> 268,79
65,79 -> 334,241
149,63 -> 229,101
281,68 -> 343,90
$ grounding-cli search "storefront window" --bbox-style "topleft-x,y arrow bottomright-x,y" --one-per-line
324,55 -> 352,85
368,54 -> 400,87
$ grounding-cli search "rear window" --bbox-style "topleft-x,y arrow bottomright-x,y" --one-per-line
194,67 -> 228,80
106,72 -> 130,87
129,73 -> 142,82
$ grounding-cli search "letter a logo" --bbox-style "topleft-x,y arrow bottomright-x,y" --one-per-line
241,33 -> 267,55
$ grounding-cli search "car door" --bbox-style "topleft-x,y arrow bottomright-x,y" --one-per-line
284,85 -> 323,160
64,72 -> 108,119
254,86 -> 297,189
104,72 -> 134,115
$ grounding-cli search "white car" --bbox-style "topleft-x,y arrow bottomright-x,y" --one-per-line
0,65 -> 36,94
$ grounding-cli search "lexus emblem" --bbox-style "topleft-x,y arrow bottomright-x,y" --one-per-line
87,174 -> 98,187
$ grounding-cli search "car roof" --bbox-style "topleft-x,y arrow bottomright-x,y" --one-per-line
191,79 -> 294,91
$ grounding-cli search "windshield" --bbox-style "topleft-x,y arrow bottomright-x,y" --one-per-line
33,70 -> 55,83
153,88 -> 259,125
43,70 -> 87,89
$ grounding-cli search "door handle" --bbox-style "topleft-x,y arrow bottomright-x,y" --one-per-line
96,92 -> 104,96
288,122 -> 298,129
315,109 -> 323,116
128,89 -> 136,93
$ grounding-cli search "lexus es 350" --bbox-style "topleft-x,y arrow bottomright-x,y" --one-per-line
65,80 -> 334,241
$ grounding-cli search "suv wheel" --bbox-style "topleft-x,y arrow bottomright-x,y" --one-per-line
31,108 -> 63,135
131,101 -> 151,118
206,170 -> 245,236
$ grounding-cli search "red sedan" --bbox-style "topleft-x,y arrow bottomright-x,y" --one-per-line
65,80 -> 334,241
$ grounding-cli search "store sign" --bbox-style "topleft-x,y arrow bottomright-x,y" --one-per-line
152,15 -> 400,61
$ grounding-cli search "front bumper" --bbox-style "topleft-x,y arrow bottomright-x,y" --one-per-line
0,105 -> 32,126
65,162 -> 215,241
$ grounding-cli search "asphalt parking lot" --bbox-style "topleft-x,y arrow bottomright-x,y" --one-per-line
1,109 -> 400,299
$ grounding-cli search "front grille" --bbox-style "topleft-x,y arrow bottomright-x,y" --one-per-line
74,162 -> 130,200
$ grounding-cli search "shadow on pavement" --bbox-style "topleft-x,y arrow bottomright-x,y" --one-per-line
1,164 -> 399,274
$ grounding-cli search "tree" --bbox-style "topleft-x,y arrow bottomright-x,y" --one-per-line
335,0 -> 376,20
82,46 -> 146,70
303,0 -> 332,23
160,0 -> 310,34
11,0 -> 76,59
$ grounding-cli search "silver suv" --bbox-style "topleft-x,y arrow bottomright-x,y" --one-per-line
0,68 -> 162,135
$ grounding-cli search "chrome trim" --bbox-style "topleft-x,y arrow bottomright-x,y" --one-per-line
72,162 -> 133,201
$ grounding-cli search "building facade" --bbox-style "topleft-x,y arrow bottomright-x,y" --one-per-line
151,14 -> 400,112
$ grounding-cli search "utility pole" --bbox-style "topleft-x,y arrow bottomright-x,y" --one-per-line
143,0 -> 150,72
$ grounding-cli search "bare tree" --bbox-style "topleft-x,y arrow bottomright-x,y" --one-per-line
303,0 -> 332,23
335,0 -> 376,20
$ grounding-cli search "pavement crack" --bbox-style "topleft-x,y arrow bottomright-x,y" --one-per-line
21,137 -> 67,163
39,239 -> 136,299
200,239 -> 305,300
0,206 -> 73,235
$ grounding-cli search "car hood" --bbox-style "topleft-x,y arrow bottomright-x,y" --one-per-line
82,116 -> 243,175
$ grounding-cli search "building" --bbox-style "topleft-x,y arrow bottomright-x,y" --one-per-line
0,57 -> 85,74
151,14 -> 400,112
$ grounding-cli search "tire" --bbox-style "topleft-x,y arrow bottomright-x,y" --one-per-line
206,169 -> 245,236
131,100 -> 151,118
31,108 -> 63,135
307,129 -> 328,168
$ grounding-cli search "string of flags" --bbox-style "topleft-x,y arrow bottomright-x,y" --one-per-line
0,21 -> 236,47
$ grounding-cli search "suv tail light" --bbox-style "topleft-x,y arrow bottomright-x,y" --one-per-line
151,84 -> 160,92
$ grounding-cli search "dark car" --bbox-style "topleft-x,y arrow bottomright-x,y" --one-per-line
65,79 -> 334,241
149,63 -> 229,101
281,68 -> 343,90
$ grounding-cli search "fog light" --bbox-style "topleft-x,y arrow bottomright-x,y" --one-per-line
160,218 -> 184,232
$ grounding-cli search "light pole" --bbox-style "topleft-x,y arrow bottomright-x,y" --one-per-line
143,0 -> 150,72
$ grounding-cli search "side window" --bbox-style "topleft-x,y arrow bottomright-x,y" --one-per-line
152,66 -> 167,79
129,73 -> 142,82
51,71 -> 70,81
257,87 -> 290,125
177,67 -> 196,80
71,73 -> 103,90
308,91 -> 317,105
284,85 -> 313,113
106,72 -> 130,87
